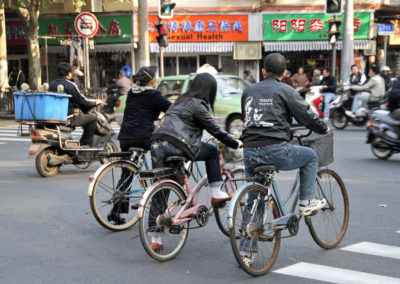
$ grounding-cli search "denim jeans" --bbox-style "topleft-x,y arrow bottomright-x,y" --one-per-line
351,92 -> 370,113
322,92 -> 336,118
239,142 -> 318,252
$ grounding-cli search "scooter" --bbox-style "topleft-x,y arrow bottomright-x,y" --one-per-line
366,109 -> 400,160
329,85 -> 368,129
27,111 -> 118,177
303,86 -> 325,117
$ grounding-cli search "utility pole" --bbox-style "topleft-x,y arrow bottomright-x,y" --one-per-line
0,1 -> 9,91
137,0 -> 150,69
340,0 -> 354,82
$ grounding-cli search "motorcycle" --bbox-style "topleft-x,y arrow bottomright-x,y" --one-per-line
366,109 -> 400,160
27,111 -> 118,177
329,84 -> 386,129
303,86 -> 325,117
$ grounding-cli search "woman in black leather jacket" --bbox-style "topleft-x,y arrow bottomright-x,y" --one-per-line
149,73 -> 242,250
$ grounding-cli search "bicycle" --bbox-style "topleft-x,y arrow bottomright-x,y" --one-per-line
137,140 -> 245,262
88,147 -> 206,231
227,130 -> 349,276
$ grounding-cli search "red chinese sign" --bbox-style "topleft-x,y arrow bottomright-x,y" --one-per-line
5,21 -> 26,45
148,15 -> 248,42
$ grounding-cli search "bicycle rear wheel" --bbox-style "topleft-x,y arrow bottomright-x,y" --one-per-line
139,182 -> 189,262
229,184 -> 281,276
307,169 -> 349,249
90,161 -> 146,231
215,167 -> 245,237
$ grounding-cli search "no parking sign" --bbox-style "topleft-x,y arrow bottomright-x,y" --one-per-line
74,12 -> 99,37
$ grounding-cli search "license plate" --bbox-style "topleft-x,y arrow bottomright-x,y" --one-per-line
29,144 -> 40,156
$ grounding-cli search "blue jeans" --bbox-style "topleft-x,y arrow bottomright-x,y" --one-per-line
240,142 -> 318,252
322,92 -> 336,118
351,92 -> 370,113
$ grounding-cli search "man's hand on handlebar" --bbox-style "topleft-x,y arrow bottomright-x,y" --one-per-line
95,99 -> 105,106
237,140 -> 243,149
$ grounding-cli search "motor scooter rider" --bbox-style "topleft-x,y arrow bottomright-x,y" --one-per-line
348,64 -> 366,86
49,62 -> 103,147
349,65 -> 385,115
381,66 -> 392,92
388,78 -> 400,120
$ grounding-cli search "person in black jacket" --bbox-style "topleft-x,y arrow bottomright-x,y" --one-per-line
149,73 -> 241,250
388,78 -> 400,120
240,53 -> 329,264
49,62 -> 102,147
320,68 -> 337,121
108,66 -> 172,225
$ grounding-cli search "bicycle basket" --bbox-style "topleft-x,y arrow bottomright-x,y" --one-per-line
218,142 -> 244,164
300,132 -> 334,167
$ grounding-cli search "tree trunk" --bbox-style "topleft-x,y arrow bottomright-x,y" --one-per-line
17,6 -> 41,90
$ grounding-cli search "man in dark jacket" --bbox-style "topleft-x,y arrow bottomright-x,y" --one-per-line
49,62 -> 102,147
320,68 -> 337,121
241,53 -> 329,217
388,78 -> 400,120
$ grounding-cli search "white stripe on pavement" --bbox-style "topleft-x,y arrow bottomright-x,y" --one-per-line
397,231 -> 400,234
0,137 -> 30,142
341,242 -> 400,260
0,133 -> 18,136
273,262 -> 400,284
0,142 -> 6,145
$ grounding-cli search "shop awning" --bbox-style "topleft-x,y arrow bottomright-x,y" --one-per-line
150,42 -> 233,53
263,40 -> 373,52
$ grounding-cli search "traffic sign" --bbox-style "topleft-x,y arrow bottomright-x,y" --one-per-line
74,12 -> 99,37
378,23 -> 394,36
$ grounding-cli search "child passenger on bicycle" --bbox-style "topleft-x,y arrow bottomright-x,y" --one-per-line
108,66 -> 171,225
149,72 -> 242,250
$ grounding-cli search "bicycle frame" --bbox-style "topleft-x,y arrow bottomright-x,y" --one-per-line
137,152 -> 243,224
227,169 -> 331,230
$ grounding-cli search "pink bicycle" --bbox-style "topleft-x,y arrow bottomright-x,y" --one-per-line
137,140 -> 244,262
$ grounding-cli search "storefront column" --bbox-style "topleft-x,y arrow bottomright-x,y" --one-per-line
0,3 -> 9,90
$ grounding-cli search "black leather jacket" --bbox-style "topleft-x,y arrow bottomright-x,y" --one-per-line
151,97 -> 239,160
49,77 -> 97,115
241,76 -> 327,147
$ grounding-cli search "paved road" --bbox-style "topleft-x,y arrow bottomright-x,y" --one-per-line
0,122 -> 399,283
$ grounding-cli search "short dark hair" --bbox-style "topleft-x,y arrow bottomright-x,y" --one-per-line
323,68 -> 332,74
57,62 -> 73,77
370,64 -> 380,75
351,64 -> 358,69
263,53 -> 286,76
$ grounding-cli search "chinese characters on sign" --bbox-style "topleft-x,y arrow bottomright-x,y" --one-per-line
5,21 -> 26,45
263,12 -> 370,41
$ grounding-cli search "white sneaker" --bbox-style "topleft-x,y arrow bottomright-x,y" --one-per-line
299,198 -> 327,216
345,110 -> 356,118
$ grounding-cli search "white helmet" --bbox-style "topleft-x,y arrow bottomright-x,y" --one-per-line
381,66 -> 390,72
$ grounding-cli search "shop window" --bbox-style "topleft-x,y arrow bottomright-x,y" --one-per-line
179,56 -> 197,75
164,57 -> 177,76
157,79 -> 185,100
221,56 -> 238,75
199,55 -> 218,70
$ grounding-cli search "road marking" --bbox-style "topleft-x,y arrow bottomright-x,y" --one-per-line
341,242 -> 400,260
397,231 -> 400,234
274,262 -> 400,284
0,142 -> 6,145
0,133 -> 18,136
0,138 -> 30,142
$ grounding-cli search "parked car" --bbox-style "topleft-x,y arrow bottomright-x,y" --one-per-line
115,74 -> 250,134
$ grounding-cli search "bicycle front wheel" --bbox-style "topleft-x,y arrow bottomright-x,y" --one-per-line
229,184 -> 281,276
139,182 -> 189,262
90,161 -> 146,231
307,169 -> 349,249
215,167 -> 246,237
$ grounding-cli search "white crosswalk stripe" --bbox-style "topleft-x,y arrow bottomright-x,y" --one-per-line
0,125 -> 120,144
274,262 -> 400,284
272,241 -> 400,283
341,242 -> 400,260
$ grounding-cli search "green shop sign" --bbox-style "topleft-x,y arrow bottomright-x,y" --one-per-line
263,12 -> 370,41
39,15 -> 132,44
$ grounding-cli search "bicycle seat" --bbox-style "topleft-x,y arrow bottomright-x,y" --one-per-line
97,151 -> 132,158
253,165 -> 279,175
140,167 -> 181,179
128,147 -> 147,155
165,156 -> 187,164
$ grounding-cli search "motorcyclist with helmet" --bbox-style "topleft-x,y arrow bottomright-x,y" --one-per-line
49,62 -> 103,147
381,66 -> 392,92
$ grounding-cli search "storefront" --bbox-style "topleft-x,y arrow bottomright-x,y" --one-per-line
262,11 -> 373,77
387,20 -> 400,77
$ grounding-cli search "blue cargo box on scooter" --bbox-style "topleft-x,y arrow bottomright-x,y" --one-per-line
13,92 -> 71,122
